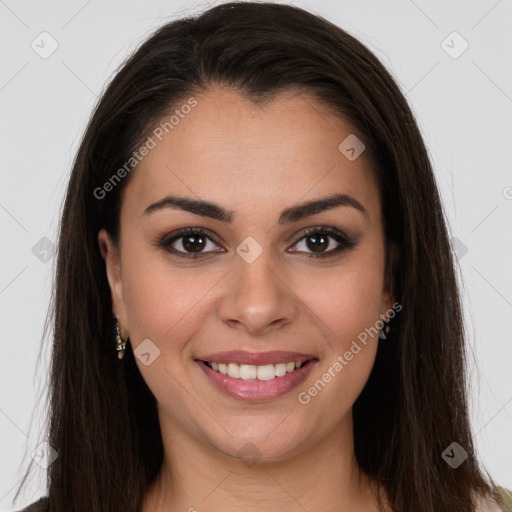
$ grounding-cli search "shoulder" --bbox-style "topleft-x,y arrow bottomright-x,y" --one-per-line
475,487 -> 512,512
11,490 -> 512,512
15,496 -> 49,512
497,487 -> 512,512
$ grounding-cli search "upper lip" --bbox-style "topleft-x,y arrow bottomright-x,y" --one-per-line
196,350 -> 316,366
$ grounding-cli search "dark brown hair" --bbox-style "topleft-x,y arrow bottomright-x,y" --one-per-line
14,2 -> 498,511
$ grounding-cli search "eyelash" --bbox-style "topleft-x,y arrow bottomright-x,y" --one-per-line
157,226 -> 357,259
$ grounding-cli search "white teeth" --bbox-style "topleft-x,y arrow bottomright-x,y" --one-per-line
227,363 -> 240,378
207,361 -> 304,380
257,364 -> 276,381
239,364 -> 257,380
275,363 -> 287,377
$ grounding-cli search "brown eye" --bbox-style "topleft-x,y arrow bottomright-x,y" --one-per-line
180,233 -> 207,253
158,227 -> 224,258
305,233 -> 330,253
289,227 -> 356,258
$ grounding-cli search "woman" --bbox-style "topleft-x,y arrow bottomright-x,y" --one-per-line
13,2 -> 511,511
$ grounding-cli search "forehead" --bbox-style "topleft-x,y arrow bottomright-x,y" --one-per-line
121,87 -> 380,222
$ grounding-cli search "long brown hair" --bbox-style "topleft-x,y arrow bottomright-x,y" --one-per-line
14,2 -> 498,510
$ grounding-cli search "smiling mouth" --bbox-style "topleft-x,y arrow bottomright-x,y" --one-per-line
196,351 -> 318,401
202,360 -> 307,381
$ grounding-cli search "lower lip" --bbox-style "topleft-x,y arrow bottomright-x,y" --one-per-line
196,359 -> 317,402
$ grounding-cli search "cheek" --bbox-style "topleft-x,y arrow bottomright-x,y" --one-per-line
295,248 -> 385,401
119,247 -> 213,408
119,236 -> 227,366
123,261 -> 213,348
296,272 -> 382,424
306,252 -> 385,349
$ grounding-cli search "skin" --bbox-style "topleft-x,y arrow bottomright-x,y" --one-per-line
99,87 -> 396,512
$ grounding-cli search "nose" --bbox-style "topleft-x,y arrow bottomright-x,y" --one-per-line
218,249 -> 298,335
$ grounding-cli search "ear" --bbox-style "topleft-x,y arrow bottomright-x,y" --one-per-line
98,229 -> 128,336
381,240 -> 400,314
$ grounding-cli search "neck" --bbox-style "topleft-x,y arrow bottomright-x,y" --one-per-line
143,410 -> 383,512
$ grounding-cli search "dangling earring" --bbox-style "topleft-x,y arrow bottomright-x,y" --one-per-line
114,315 -> 126,359
379,318 -> 392,340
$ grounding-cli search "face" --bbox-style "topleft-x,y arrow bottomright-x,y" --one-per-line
99,87 -> 395,463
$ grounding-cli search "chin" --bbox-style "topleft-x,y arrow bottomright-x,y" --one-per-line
203,417 -> 317,466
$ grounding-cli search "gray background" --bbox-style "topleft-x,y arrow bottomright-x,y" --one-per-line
1,0 -> 511,509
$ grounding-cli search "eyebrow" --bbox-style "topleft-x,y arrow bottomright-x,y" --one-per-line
143,192 -> 368,224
